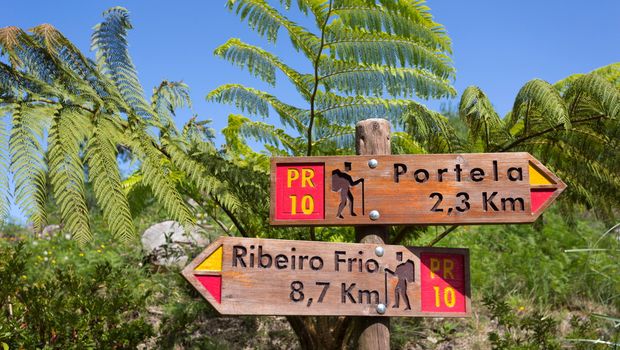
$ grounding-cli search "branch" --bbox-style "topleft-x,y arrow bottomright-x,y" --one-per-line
498,115 -> 606,152
391,225 -> 425,245
1,97 -> 96,114
428,225 -> 458,247
307,0 -> 333,156
211,217 -> 233,236
211,195 -> 248,238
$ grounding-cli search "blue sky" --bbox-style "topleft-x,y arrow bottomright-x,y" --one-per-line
2,0 -> 619,221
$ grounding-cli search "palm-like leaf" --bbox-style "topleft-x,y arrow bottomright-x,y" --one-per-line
459,86 -> 508,151
48,107 -> 91,243
214,0 -> 455,156
9,102 -> 51,233
91,7 -> 151,118
459,63 -> 620,221
86,115 -> 134,241
0,9 -> 220,242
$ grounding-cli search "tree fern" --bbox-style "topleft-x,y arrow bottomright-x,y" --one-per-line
214,38 -> 313,96
459,63 -> 620,222
131,131 -> 193,226
512,79 -> 571,132
1,9 -> 220,242
217,0 -> 455,156
0,108 -> 10,220
402,102 -> 460,153
152,81 -> 192,130
208,84 -> 308,131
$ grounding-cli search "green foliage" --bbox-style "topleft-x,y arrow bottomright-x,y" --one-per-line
48,107 -> 91,244
211,0 -> 456,157
440,210 -> 619,309
8,102 -> 50,233
0,9 -> 225,243
459,63 -> 620,222
484,295 -> 562,350
482,294 -> 619,350
0,235 -> 153,348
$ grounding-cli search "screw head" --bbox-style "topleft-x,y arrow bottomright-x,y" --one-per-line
368,159 -> 378,168
376,303 -> 386,314
369,210 -> 380,221
375,246 -> 384,257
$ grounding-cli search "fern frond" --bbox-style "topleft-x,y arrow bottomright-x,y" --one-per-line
459,86 -> 509,151
333,0 -> 451,52
590,62 -> 620,88
242,117 -> 304,153
402,102 -> 462,153
9,102 -> 50,232
30,24 -> 118,103
319,58 -> 455,98
564,73 -> 620,122
182,116 -> 217,154
314,91 -> 410,124
91,7 -> 151,118
324,22 -> 453,78
208,84 -> 308,131
215,38 -> 313,97
510,79 -> 570,133
312,119 -> 355,151
48,107 -> 91,244
86,115 -> 135,241
151,80 -> 191,130
0,61 -> 61,98
226,0 -> 320,57
0,26 -> 58,82
132,131 -> 193,226
166,139 -> 242,214
0,108 -> 10,220
391,131 -> 427,155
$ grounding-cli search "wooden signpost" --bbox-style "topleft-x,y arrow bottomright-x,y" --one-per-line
182,237 -> 470,317
270,152 -> 565,226
183,118 -> 566,349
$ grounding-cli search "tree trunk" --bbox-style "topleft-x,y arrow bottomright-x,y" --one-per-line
352,118 -> 391,349
287,118 -> 392,349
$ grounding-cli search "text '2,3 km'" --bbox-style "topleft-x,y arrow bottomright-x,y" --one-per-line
270,153 -> 565,226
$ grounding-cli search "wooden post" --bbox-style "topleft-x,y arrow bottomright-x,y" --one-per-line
354,118 -> 390,349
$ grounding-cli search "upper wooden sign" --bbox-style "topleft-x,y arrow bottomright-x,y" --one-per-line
270,152 -> 566,226
182,237 -> 470,317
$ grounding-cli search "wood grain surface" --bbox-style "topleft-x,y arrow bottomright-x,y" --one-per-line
182,237 -> 470,317
270,152 -> 565,226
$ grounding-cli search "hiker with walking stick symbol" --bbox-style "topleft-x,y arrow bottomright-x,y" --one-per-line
384,252 -> 415,310
331,162 -> 365,219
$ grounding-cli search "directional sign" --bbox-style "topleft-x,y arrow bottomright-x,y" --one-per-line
182,237 -> 470,317
270,152 -> 565,226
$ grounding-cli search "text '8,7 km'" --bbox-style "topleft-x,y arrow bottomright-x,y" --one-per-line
182,237 -> 470,317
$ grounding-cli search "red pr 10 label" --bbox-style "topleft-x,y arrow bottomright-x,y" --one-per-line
275,163 -> 324,220
420,253 -> 467,313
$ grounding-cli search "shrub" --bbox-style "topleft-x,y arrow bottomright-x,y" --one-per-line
0,235 -> 153,349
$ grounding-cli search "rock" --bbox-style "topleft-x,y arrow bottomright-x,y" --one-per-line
42,224 -> 62,237
141,221 -> 210,267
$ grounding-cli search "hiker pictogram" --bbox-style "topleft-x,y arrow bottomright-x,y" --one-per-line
384,252 -> 415,310
331,162 -> 365,219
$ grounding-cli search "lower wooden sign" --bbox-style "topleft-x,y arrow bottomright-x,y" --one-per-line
182,237 -> 470,317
